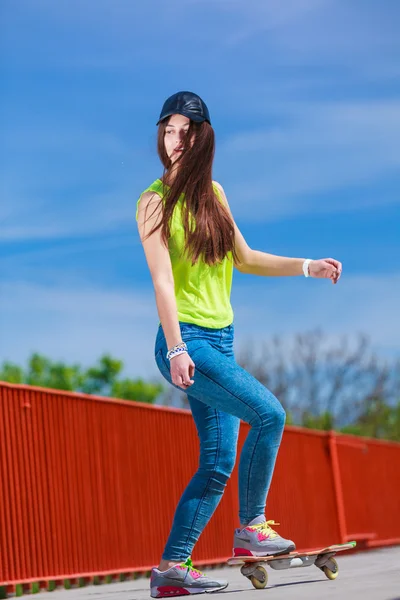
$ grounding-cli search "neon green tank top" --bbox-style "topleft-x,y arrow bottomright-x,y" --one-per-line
136,179 -> 234,329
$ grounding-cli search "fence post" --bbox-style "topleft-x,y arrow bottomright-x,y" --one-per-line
328,430 -> 347,543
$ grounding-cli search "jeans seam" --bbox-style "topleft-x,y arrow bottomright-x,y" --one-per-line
245,426 -> 262,522
182,410 -> 221,557
194,364 -> 263,424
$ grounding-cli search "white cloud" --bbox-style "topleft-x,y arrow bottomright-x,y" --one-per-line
0,189 -> 138,241
226,101 -> 400,153
4,235 -> 141,270
0,123 -> 156,241
2,125 -> 129,155
1,0 -> 399,242
1,0 -> 202,69
214,0 -> 329,47
0,281 -> 161,379
1,273 -> 398,382
266,2 -> 399,68
219,100 -> 400,220
4,0 -> 398,79
232,272 -> 400,355
202,0 -> 399,78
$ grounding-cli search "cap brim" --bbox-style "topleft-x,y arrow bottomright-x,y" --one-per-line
156,110 -> 206,126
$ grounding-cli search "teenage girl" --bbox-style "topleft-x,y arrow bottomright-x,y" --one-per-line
136,91 -> 342,598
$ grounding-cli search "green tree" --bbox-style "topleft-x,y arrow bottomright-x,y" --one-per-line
298,399 -> 400,442
0,362 -> 24,384
301,410 -> 334,431
25,353 -> 83,390
0,353 -> 162,405
81,355 -> 123,395
341,397 -> 400,441
112,378 -> 162,404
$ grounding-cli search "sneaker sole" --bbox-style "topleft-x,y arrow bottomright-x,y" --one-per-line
151,584 -> 228,597
233,544 -> 296,557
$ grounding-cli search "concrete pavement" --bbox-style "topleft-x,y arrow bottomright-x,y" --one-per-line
29,546 -> 399,600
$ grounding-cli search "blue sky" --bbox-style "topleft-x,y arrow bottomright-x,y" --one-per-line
1,0 -> 399,380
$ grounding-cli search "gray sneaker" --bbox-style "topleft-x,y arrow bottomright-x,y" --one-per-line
150,557 -> 229,598
233,516 -> 296,557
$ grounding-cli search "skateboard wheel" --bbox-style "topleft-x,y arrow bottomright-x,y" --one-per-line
250,566 -> 268,589
323,557 -> 338,580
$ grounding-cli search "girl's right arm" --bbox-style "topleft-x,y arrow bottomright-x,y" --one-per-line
137,192 -> 195,390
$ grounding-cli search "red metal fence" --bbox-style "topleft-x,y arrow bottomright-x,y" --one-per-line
1,382 -> 399,594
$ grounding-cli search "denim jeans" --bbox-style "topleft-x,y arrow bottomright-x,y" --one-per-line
154,321 -> 286,561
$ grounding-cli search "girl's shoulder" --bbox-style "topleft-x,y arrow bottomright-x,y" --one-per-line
212,180 -> 225,204
212,180 -> 223,191
136,179 -> 166,221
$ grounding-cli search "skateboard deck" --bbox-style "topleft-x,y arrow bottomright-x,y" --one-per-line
228,541 -> 356,565
228,541 -> 356,589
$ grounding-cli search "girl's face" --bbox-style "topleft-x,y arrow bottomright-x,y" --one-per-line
164,114 -> 194,163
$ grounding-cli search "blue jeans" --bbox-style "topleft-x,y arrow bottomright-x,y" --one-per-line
155,321 -> 286,561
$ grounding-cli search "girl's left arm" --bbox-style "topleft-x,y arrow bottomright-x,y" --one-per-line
213,182 -> 342,284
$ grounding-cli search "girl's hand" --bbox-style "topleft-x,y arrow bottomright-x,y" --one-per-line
170,352 -> 195,390
309,258 -> 342,284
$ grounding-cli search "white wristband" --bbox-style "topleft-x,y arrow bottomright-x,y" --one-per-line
166,342 -> 188,361
302,259 -> 312,277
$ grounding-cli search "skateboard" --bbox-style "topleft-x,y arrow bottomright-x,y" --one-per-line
227,541 -> 356,589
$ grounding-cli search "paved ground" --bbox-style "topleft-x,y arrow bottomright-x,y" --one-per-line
31,547 -> 399,600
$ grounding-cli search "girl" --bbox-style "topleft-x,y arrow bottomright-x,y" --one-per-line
136,91 -> 342,598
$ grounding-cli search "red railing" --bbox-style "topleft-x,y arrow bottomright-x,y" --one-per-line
1,382 -> 399,595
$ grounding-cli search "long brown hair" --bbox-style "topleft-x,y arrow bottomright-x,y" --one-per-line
143,118 -> 237,266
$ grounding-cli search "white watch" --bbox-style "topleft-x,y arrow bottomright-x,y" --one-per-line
302,259 -> 313,277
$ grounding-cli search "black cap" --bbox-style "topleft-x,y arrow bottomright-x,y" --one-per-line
156,91 -> 211,126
